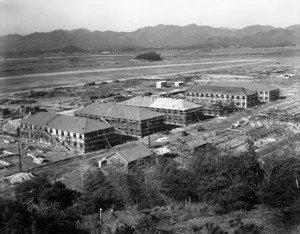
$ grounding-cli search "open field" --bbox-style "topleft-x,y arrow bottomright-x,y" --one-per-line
0,46 -> 299,94
0,48 -> 300,196
0,58 -> 269,93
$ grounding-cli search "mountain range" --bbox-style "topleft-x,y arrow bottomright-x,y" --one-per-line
1,24 -> 300,54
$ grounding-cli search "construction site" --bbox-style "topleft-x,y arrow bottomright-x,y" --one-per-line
120,96 -> 203,126
0,52 -> 299,200
74,103 -> 165,137
19,112 -> 120,153
262,99 -> 300,122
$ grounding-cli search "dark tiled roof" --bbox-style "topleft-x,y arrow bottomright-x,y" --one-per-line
115,143 -> 153,163
75,103 -> 164,121
21,112 -> 57,127
187,85 -> 256,96
120,96 -> 157,107
47,115 -> 112,133
216,82 -> 279,91
21,112 -> 112,134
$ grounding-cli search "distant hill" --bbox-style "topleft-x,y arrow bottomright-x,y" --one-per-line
51,45 -> 86,53
234,25 -> 276,38
286,24 -> 300,30
0,24 -> 299,54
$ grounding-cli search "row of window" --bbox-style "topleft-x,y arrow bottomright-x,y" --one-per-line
187,98 -> 247,107
49,128 -> 83,139
187,93 -> 246,99
21,124 -> 42,130
72,142 -> 84,148
20,124 -> 84,139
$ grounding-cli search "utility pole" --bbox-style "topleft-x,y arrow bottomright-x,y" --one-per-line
80,152 -> 85,193
18,140 -> 22,172
28,94 -> 32,109
148,122 -> 151,148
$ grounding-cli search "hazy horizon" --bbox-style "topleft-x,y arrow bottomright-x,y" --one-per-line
1,0 -> 299,36
1,23 -> 299,37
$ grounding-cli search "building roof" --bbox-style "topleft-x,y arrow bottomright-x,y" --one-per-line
120,96 -> 202,111
75,103 -> 164,121
20,112 -> 112,134
188,85 -> 256,96
47,115 -> 112,134
115,143 -> 153,163
120,96 -> 158,108
216,82 -> 279,91
186,138 -> 209,149
21,112 -> 57,127
150,98 -> 202,111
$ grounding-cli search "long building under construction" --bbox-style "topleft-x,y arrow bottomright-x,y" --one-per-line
74,103 -> 165,137
20,112 -> 118,153
263,99 -> 300,122
216,82 -> 280,103
186,85 -> 259,116
120,96 -> 203,126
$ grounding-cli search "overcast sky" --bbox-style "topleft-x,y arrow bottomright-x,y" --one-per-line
0,0 -> 299,36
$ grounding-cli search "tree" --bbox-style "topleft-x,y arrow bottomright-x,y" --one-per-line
15,174 -> 80,209
155,157 -> 198,202
106,167 -> 147,206
259,157 -> 300,208
136,52 -> 162,61
0,198 -> 32,234
188,144 -> 264,211
81,168 -> 122,214
14,175 -> 85,234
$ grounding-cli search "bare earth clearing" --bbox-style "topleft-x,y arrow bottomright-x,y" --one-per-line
0,58 -> 270,93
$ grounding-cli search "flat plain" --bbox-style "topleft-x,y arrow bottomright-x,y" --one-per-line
1,47 -> 299,94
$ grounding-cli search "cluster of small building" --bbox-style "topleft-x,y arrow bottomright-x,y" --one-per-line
156,80 -> 184,89
17,81 -> 281,154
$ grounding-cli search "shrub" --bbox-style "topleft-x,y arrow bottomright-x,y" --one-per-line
136,52 -> 162,61
259,157 -> 300,208
15,175 -> 80,209
189,144 -> 264,212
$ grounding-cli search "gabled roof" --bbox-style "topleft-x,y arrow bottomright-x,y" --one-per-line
120,96 -> 157,108
21,112 -> 57,127
114,143 -> 153,163
120,96 -> 202,111
75,103 -> 164,121
20,112 -> 112,134
216,82 -> 279,91
47,115 -> 112,133
186,138 -> 209,149
188,85 -> 256,96
150,98 -> 202,111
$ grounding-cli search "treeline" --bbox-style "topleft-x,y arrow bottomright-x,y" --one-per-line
1,142 -> 300,233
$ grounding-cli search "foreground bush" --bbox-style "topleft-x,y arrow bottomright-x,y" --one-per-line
188,144 -> 264,212
1,175 -> 86,234
259,157 -> 300,208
